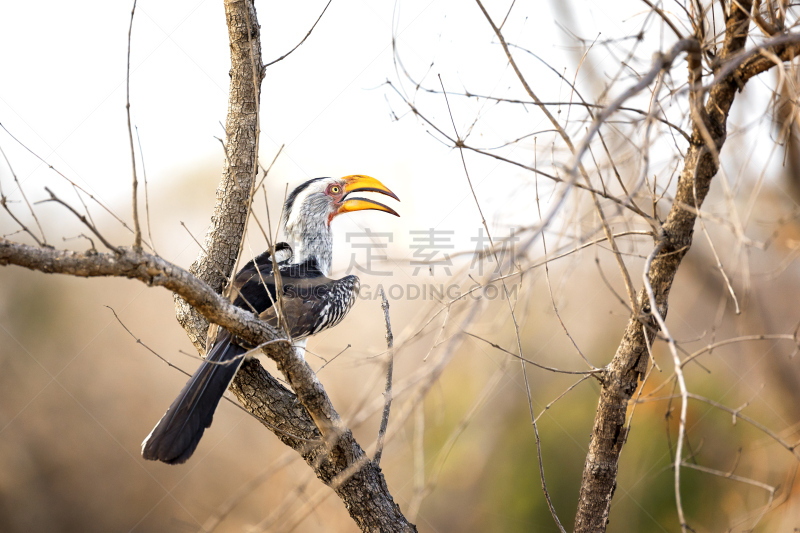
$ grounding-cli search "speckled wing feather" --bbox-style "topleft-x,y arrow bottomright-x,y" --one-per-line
232,245 -> 360,341
142,243 -> 360,464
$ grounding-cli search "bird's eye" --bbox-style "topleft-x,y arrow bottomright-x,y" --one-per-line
329,185 -> 341,195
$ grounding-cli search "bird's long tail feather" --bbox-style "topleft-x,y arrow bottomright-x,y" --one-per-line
141,330 -> 246,465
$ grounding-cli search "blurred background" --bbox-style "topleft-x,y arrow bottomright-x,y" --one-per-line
1,0 -> 800,531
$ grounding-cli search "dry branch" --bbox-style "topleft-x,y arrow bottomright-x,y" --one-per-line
0,0 -> 414,530
0,236 -> 413,531
573,4 -> 785,531
169,1 -> 414,530
373,288 -> 394,467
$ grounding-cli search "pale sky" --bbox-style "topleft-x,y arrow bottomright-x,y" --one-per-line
0,0 -> 664,273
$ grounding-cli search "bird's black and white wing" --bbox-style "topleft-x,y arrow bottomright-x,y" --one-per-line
142,245 -> 360,464
261,272 -> 360,339
142,244 -> 290,464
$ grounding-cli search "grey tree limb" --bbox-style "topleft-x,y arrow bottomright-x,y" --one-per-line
572,4 -> 800,531
0,235 -> 414,532
167,1 -> 414,530
0,0 -> 415,529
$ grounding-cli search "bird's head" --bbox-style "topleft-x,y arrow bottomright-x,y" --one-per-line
281,175 -> 399,273
282,175 -> 399,229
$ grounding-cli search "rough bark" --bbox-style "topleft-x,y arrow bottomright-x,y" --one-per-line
0,241 -> 286,353
573,6 -> 752,531
169,1 -> 415,530
0,0 -> 417,530
0,238 -> 414,532
174,0 -> 264,351
232,362 -> 414,532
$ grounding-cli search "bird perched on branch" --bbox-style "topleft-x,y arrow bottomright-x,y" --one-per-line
142,175 -> 399,465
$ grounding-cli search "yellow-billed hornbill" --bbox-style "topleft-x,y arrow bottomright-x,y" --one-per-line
142,175 -> 399,465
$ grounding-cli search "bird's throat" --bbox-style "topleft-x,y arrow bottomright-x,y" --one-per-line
285,217 -> 333,275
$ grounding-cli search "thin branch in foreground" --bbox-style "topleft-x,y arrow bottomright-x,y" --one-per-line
407,404 -> 426,523
409,363 -> 509,521
201,450 -> 301,533
536,157 -> 599,371
135,126 -> 157,256
315,344 -> 351,374
63,234 -> 97,254
251,477 -> 316,533
692,160 -> 740,314
263,0 -> 333,67
438,74 -> 536,425
0,122 -> 141,241
255,144 -> 284,192
640,0 -> 685,39
373,287 -> 394,466
532,405 -> 567,533
0,194 -> 43,247
534,375 -> 593,423
126,0 -> 142,250
643,332 -> 798,399
37,188 -> 120,253
0,143 -> 46,245
685,393 -> 799,457
643,239 -> 689,533
107,305 -> 191,377
504,39 -> 646,311
566,38 -> 700,180
463,332 -> 602,376
106,305 -> 317,444
679,462 -> 776,528
178,221 -> 261,316
71,183 -> 97,230
475,0 -> 643,315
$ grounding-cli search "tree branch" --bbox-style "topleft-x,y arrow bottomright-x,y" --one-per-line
574,4 -> 757,531
0,234 -> 415,530
162,1 -> 415,530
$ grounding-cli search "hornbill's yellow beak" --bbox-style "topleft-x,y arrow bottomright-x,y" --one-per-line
337,175 -> 400,217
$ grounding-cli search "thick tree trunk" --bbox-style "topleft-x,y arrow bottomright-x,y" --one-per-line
0,1 -> 416,529
174,0 -> 264,350
170,1 -> 416,531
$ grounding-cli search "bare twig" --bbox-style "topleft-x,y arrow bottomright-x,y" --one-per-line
407,403 -> 426,522
373,288 -> 394,466
535,375 -> 593,423
201,450 -> 300,532
263,0 -> 333,67
135,126 -> 157,255
0,195 -> 43,247
126,0 -> 142,250
536,150 -> 599,370
438,74 -> 537,427
0,122 -> 141,240
409,364 -> 508,520
255,144 -> 284,191
568,39 -> 700,181
107,305 -> 317,445
679,461 -> 776,527
642,239 -> 689,532
640,0 -> 685,39
473,1 -> 641,312
37,188 -> 120,253
0,144 -> 46,245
